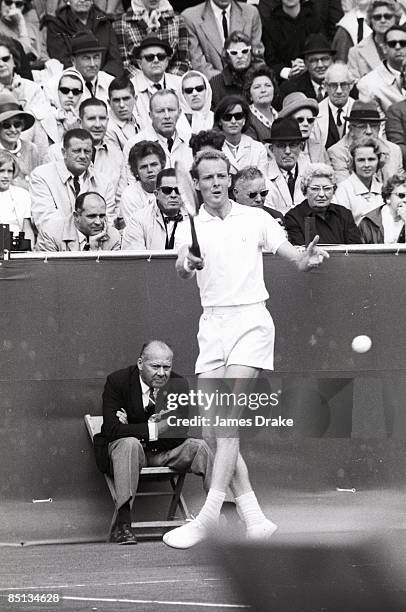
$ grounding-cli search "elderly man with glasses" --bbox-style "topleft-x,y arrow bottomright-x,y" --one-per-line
328,100 -> 403,183
232,166 -> 284,226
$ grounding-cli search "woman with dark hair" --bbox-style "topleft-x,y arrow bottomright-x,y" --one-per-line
214,94 -> 267,175
243,64 -> 278,142
358,171 -> 406,243
210,31 -> 262,110
119,139 -> 166,224
46,0 -> 123,76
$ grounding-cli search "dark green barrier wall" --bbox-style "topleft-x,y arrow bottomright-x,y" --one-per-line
1,253 -> 406,544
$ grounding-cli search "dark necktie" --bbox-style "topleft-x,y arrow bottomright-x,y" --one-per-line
357,17 -> 364,43
82,241 -> 90,251
222,9 -> 228,40
154,82 -> 162,90
85,80 -> 94,96
167,137 -> 174,152
317,85 -> 324,103
287,170 -> 295,200
336,108 -> 343,127
164,212 -> 183,224
146,387 -> 157,419
73,175 -> 80,196
164,213 -> 182,249
91,147 -> 96,163
185,113 -> 192,125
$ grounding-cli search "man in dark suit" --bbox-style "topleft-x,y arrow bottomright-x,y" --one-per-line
275,33 -> 335,110
99,340 -> 213,544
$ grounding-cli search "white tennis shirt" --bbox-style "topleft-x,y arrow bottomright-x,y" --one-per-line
175,201 -> 287,307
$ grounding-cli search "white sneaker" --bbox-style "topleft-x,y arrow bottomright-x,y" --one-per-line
246,519 -> 278,540
163,519 -> 207,549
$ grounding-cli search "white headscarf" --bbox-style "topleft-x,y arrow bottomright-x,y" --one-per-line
178,70 -> 214,134
131,0 -> 173,30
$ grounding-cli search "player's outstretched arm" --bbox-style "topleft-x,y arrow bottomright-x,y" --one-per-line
175,244 -> 205,279
276,236 -> 329,271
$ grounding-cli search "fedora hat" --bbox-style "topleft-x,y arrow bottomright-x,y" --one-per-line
0,92 -> 35,130
266,117 -> 305,143
133,36 -> 173,59
279,92 -> 319,118
303,33 -> 335,57
70,32 -> 105,56
345,100 -> 382,123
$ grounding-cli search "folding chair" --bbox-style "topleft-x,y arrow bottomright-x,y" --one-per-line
84,415 -> 190,539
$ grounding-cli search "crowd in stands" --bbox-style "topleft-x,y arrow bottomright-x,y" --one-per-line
1,0 -> 406,251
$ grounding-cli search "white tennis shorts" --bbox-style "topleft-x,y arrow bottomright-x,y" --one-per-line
195,301 -> 275,374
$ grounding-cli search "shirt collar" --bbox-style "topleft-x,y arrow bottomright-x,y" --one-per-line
210,0 -> 231,19
140,376 -> 150,396
199,199 -> 242,222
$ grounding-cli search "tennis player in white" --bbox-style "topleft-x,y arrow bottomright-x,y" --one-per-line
164,149 -> 329,549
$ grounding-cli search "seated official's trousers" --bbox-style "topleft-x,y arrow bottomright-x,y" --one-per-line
108,437 -> 213,510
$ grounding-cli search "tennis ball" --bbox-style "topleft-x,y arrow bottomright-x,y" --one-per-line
351,335 -> 372,353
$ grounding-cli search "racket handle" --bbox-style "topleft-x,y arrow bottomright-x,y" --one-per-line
189,217 -> 201,258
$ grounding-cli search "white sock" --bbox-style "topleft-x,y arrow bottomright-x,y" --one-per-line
235,491 -> 267,529
195,489 -> 225,528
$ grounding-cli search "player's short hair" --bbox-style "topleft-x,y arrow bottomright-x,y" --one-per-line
382,171 -> 406,203
191,149 -> 230,179
149,88 -> 179,112
74,191 -> 106,212
189,129 -> 226,157
156,167 -> 176,190
128,140 -> 166,178
300,163 -> 337,195
63,128 -> 93,149
79,97 -> 107,119
108,76 -> 135,98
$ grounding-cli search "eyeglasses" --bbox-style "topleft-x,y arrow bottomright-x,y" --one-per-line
0,54 -> 11,63
227,47 -> 251,56
393,191 -> 406,199
159,186 -> 180,195
4,0 -> 24,7
371,12 -> 394,21
273,141 -> 302,149
1,119 -> 23,130
248,189 -> 269,199
351,121 -> 381,129
308,185 -> 334,194
326,81 -> 352,90
295,116 -> 316,124
59,86 -> 83,96
386,39 -> 406,48
307,56 -> 332,65
141,53 -> 167,62
221,111 -> 245,122
183,84 -> 206,94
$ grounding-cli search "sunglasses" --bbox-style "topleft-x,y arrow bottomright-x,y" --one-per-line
295,116 -> 316,124
371,12 -> 394,21
141,53 -> 167,62
394,192 -> 406,199
227,47 -> 251,56
0,54 -> 11,63
59,86 -> 83,96
183,84 -> 205,94
1,119 -> 23,129
4,0 -> 24,6
248,189 -> 269,199
160,186 -> 180,195
386,39 -> 406,48
222,111 -> 245,122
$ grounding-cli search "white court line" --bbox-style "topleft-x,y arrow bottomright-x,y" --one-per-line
0,578 -> 223,591
63,596 -> 250,608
